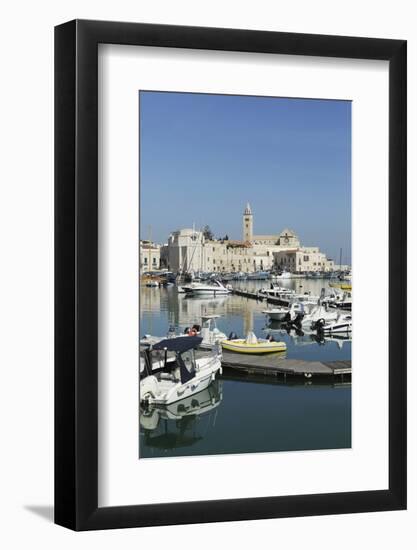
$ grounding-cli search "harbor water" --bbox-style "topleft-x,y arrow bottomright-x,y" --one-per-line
139,279 -> 351,459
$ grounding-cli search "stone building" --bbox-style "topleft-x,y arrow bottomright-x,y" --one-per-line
162,203 -> 333,274
165,228 -> 205,274
242,203 -> 253,242
242,203 -> 300,247
273,247 -> 334,273
140,240 -> 161,273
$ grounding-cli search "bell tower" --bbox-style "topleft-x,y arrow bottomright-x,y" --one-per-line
243,202 -> 253,242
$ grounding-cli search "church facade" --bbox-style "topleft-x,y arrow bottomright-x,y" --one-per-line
161,203 -> 334,274
242,203 -> 300,247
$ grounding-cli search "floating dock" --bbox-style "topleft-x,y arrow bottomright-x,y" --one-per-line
220,351 -> 351,379
195,350 -> 351,379
231,287 -> 292,306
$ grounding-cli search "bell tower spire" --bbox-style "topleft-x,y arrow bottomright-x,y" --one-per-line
243,202 -> 253,242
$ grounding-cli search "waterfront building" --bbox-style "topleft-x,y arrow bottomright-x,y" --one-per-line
273,247 -> 335,273
161,204 -> 335,274
139,240 -> 161,273
165,228 -> 205,274
242,203 -> 300,246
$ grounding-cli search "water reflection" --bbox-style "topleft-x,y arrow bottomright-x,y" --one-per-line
139,380 -> 222,454
139,376 -> 351,458
139,279 -> 351,458
140,281 -> 351,363
265,322 -> 352,350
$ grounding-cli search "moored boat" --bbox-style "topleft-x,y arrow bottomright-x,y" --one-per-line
140,336 -> 222,406
184,279 -> 231,295
222,332 -> 286,354
317,314 -> 352,334
271,269 -> 292,280
259,284 -> 295,298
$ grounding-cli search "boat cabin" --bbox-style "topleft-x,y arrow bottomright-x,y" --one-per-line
141,336 -> 203,385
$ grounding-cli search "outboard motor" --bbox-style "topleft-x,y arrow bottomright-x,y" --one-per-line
228,331 -> 238,340
312,318 -> 326,332
292,313 -> 304,329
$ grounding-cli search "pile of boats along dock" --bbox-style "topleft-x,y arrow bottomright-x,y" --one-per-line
140,274 -> 352,407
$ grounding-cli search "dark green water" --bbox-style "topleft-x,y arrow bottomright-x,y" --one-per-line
139,280 -> 351,458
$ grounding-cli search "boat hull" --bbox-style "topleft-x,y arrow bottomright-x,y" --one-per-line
140,355 -> 222,406
187,289 -> 230,295
221,340 -> 286,354
264,311 -> 288,321
322,323 -> 352,334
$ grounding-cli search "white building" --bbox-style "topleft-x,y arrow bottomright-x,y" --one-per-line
242,203 -> 300,247
273,247 -> 334,273
140,240 -> 161,273
166,228 -> 205,273
162,204 -> 334,274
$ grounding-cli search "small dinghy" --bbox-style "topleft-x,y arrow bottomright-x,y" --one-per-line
221,331 -> 286,354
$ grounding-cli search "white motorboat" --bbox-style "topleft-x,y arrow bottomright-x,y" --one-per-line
322,288 -> 352,311
199,315 -> 227,349
271,270 -> 292,280
184,279 -> 231,296
140,314 -> 227,350
140,336 -> 222,406
258,284 -> 296,298
264,300 -> 339,329
277,291 -> 320,306
318,313 -> 352,334
263,299 -> 319,322
302,304 -> 340,329
262,306 -> 290,321
263,300 -> 308,321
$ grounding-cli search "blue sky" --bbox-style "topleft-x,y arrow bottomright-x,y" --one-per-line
140,91 -> 351,264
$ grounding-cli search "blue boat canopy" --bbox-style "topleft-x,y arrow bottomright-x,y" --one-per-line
151,336 -> 202,353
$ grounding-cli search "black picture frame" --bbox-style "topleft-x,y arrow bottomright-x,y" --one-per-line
55,19 -> 407,531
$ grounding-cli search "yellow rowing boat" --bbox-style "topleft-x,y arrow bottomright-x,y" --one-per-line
221,332 -> 286,354
329,282 -> 352,291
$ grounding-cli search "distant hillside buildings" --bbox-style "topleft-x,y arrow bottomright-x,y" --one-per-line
140,203 -> 335,274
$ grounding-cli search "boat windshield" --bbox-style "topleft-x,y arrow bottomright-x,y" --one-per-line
177,349 -> 196,383
181,349 -> 196,371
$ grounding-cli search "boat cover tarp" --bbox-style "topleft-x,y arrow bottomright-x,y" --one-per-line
177,354 -> 196,384
152,336 -> 203,353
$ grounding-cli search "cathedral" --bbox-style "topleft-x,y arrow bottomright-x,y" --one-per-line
159,203 -> 333,274
242,202 -> 300,247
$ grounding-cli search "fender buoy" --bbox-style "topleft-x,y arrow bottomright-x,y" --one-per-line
142,390 -> 155,401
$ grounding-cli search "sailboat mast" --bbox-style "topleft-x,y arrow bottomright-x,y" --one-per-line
148,225 -> 152,271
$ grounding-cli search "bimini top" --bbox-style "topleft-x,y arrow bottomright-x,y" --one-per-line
151,336 -> 203,353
